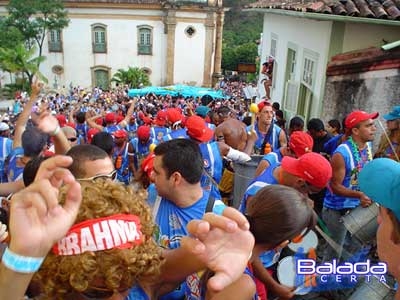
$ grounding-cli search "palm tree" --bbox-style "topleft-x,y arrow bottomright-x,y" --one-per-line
0,43 -> 47,96
111,66 -> 151,88
0,43 -> 47,91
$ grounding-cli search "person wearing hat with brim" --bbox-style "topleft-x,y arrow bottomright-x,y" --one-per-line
195,105 -> 216,131
250,101 -> 287,154
112,129 -> 131,185
162,108 -> 189,141
375,105 -> 400,161
322,110 -> 378,261
185,115 -> 252,204
128,125 -> 155,180
254,130 -> 314,177
359,158 -> 400,299
150,110 -> 170,145
240,151 -> 332,300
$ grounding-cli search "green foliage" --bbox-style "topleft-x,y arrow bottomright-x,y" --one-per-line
2,80 -> 29,99
222,42 -> 258,71
0,17 -> 24,49
4,0 -> 69,58
222,1 -> 263,74
111,67 -> 151,89
0,43 -> 47,88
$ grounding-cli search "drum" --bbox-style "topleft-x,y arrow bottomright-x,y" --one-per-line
288,230 -> 318,254
342,203 -> 379,244
277,256 -> 313,295
233,155 -> 263,208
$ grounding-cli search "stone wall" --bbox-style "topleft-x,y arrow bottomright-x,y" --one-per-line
322,68 -> 400,150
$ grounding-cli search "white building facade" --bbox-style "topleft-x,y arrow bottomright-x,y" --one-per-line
248,2 -> 400,122
1,0 -> 225,90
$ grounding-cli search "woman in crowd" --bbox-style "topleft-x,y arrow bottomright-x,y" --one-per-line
201,184 -> 316,300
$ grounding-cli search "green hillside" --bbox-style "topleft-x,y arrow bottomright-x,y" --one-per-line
222,0 -> 263,73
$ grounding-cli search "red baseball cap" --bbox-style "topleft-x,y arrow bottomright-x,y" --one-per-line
289,131 -> 314,157
116,114 -> 124,123
87,128 -> 100,143
185,115 -> 214,143
257,100 -> 272,112
281,152 -> 332,188
142,116 -> 153,125
345,110 -> 379,129
105,112 -> 116,123
113,129 -> 128,139
166,108 -> 183,126
141,153 -> 155,178
137,125 -> 151,141
155,110 -> 167,126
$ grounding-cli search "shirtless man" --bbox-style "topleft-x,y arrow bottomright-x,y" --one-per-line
215,106 -> 256,155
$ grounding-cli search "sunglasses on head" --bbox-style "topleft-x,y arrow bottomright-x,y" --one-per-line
77,170 -> 118,182
81,287 -> 114,299
68,137 -> 77,142
81,286 -> 128,299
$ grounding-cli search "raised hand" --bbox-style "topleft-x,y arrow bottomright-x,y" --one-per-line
8,156 -> 82,258
31,78 -> 44,96
36,111 -> 60,134
181,207 -> 254,292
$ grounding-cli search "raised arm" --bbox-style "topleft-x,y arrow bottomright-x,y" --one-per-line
13,80 -> 42,149
36,111 -> 71,154
86,111 -> 104,131
0,156 -> 82,300
118,98 -> 137,128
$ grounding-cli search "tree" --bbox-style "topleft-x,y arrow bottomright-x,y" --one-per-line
0,17 -> 24,50
222,1 -> 263,74
5,0 -> 69,63
0,43 -> 47,91
222,42 -> 258,71
111,67 -> 151,89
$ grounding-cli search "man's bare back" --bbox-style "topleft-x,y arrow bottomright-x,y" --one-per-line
215,118 -> 248,152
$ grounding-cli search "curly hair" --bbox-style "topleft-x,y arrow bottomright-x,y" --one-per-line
35,181 -> 163,299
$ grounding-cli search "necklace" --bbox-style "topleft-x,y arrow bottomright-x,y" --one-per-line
348,136 -> 372,173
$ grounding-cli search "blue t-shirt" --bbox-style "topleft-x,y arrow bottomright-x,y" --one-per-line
0,137 -> 13,183
323,141 -> 372,210
248,123 -> 282,153
153,190 -> 225,299
7,147 -> 24,182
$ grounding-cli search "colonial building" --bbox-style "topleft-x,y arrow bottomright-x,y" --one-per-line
1,0 -> 225,90
246,0 -> 400,122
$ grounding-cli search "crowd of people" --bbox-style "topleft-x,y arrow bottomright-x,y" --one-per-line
0,77 -> 398,300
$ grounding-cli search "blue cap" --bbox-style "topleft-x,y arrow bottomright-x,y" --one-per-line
195,105 -> 210,118
359,158 -> 400,221
383,105 -> 400,121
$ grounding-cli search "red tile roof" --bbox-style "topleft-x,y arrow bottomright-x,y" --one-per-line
246,0 -> 400,20
326,46 -> 400,75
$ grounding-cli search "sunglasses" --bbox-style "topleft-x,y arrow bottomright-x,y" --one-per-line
68,137 -> 77,142
81,286 -> 129,299
77,170 -> 118,182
